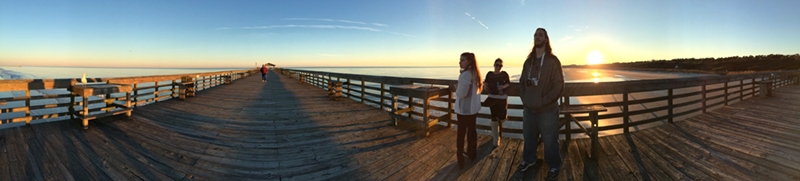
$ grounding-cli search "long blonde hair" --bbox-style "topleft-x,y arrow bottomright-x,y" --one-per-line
461,52 -> 483,93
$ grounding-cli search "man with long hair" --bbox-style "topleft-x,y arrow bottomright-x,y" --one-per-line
454,52 -> 483,168
517,28 -> 565,180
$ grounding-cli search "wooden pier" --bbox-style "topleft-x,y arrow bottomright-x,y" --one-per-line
1,70 -> 800,180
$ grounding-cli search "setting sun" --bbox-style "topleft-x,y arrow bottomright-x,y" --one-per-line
587,50 -> 604,65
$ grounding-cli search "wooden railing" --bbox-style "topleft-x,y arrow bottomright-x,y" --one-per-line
278,68 -> 800,136
0,69 -> 258,125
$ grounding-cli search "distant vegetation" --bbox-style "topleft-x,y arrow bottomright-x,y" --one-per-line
582,54 -> 800,74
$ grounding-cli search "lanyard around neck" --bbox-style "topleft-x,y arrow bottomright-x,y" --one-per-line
528,52 -> 545,80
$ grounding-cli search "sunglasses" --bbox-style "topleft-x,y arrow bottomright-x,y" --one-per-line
494,64 -> 502,67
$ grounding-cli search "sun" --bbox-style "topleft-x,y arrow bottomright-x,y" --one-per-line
587,50 -> 604,65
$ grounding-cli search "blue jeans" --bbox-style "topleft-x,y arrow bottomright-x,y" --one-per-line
261,73 -> 267,81
522,107 -> 561,169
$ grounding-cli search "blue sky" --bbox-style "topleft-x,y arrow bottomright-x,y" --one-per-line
1,0 -> 799,68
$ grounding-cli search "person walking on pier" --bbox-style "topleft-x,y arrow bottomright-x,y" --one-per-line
518,27 -> 564,180
261,64 -> 268,82
453,52 -> 483,168
483,58 -> 510,148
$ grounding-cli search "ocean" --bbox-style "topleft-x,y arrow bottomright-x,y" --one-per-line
0,66 -> 249,80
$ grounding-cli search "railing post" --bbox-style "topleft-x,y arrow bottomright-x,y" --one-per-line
447,87 -> 453,128
740,79 -> 744,101
724,81 -> 728,106
408,96 -> 414,119
154,81 -> 159,103
590,111 -> 599,159
69,89 -> 76,120
361,80 -> 365,103
668,88 -> 673,123
563,96 -> 571,142
25,90 -> 31,125
347,79 -> 351,98
172,80 -> 177,99
702,83 -> 707,113
133,83 -> 139,107
623,92 -> 629,134
380,83 -> 386,110
751,78 -> 756,97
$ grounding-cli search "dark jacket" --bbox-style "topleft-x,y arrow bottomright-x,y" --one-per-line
519,53 -> 564,112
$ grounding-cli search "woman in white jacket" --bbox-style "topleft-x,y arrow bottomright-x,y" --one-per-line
454,52 -> 483,168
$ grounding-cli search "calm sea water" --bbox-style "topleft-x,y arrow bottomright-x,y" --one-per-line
0,66 -> 249,79
291,66 -> 709,83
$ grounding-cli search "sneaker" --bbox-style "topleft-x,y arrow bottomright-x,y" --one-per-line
546,168 -> 559,180
517,160 -> 535,172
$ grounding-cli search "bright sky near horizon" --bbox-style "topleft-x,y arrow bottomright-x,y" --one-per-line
1,0 -> 799,68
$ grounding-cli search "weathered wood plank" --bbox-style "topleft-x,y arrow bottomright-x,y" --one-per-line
453,135 -> 494,181
630,132 -> 692,181
0,128 -> 12,181
42,122 -> 106,181
80,124 -> 173,180
598,135 -> 637,180
634,127 -> 713,180
676,120 -> 796,180
384,127 -> 457,181
608,134 -> 657,180
471,137 -> 513,181
30,123 -> 78,180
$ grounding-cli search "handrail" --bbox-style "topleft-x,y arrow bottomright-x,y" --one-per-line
278,68 -> 800,136
0,69 -> 259,125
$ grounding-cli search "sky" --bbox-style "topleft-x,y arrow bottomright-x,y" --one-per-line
1,0 -> 799,68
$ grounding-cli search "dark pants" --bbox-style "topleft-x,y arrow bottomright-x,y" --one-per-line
261,73 -> 267,81
457,114 -> 477,165
484,97 -> 508,122
522,107 -> 562,169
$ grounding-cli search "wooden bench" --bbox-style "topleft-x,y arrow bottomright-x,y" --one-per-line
328,81 -> 343,101
389,85 -> 450,137
70,84 -> 133,129
758,80 -> 774,97
560,105 -> 607,158
179,76 -> 196,100
222,75 -> 232,84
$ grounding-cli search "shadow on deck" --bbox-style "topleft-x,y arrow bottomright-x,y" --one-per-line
1,71 -> 799,180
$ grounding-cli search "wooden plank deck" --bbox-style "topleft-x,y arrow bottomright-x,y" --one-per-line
1,71 -> 799,180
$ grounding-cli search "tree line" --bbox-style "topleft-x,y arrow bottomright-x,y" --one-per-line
584,54 -> 800,73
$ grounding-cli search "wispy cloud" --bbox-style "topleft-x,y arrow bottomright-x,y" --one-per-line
242,25 -> 381,32
284,18 -> 391,27
560,36 -> 573,43
465,12 -> 489,29
571,25 -> 589,32
225,18 -> 412,38
215,27 -> 230,30
512,0 -> 525,6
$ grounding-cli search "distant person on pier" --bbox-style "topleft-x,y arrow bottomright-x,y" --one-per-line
261,64 -> 268,82
483,58 -> 510,148
518,27 -> 564,180
452,52 -> 483,168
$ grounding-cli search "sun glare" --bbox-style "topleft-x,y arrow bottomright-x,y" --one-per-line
587,50 -> 604,65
